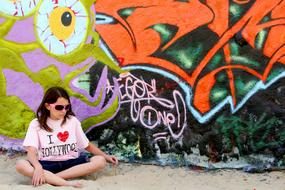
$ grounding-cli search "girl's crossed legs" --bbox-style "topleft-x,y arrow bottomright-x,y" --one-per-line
15,155 -> 106,187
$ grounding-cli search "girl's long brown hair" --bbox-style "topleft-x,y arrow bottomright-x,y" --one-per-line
36,86 -> 75,132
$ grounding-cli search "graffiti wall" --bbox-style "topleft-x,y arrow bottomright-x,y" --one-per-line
1,0 -> 285,170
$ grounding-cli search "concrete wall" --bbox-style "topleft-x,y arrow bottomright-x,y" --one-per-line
0,0 -> 284,169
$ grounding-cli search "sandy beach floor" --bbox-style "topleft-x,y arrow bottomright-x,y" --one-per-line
0,154 -> 284,190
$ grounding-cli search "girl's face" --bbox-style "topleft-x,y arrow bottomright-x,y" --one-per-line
45,97 -> 70,120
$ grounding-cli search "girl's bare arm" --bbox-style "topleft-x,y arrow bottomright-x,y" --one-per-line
85,143 -> 118,165
26,146 -> 45,186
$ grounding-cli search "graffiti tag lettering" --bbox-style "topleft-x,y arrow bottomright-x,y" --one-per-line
118,73 -> 187,139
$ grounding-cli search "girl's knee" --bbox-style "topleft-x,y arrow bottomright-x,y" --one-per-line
15,160 -> 29,173
90,156 -> 106,170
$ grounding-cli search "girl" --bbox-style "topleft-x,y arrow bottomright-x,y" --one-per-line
16,86 -> 118,187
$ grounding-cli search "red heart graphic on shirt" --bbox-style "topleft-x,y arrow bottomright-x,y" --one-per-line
57,131 -> 69,142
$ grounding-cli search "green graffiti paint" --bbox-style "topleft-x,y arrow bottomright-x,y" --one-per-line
217,113 -> 283,154
0,96 -> 35,139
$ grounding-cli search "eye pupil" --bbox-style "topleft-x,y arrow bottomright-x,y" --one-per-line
61,11 -> 72,26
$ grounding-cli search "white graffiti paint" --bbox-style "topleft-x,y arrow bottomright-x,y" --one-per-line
0,0 -> 40,17
35,0 -> 88,55
118,73 -> 187,140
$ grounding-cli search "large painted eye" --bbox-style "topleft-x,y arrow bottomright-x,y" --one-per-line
35,0 -> 89,55
0,0 -> 40,17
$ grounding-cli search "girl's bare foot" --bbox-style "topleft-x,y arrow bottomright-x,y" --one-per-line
68,181 -> 83,188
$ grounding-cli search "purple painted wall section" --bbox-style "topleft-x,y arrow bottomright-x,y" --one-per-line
5,17 -> 35,43
22,48 -> 94,78
4,69 -> 43,111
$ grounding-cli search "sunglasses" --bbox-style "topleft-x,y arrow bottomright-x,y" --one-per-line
50,104 -> 71,111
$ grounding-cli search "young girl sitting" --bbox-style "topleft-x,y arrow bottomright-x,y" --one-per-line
16,86 -> 118,187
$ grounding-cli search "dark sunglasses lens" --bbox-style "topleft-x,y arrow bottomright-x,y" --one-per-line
65,104 -> 71,110
55,105 -> 64,110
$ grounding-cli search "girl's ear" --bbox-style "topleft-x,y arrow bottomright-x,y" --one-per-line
45,103 -> 51,110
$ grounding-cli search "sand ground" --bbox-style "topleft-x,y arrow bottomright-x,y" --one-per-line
0,154 -> 284,190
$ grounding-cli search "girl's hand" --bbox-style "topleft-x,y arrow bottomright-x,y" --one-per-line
32,165 -> 45,186
106,155 -> 119,165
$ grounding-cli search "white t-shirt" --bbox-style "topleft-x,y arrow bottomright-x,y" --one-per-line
23,116 -> 89,161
